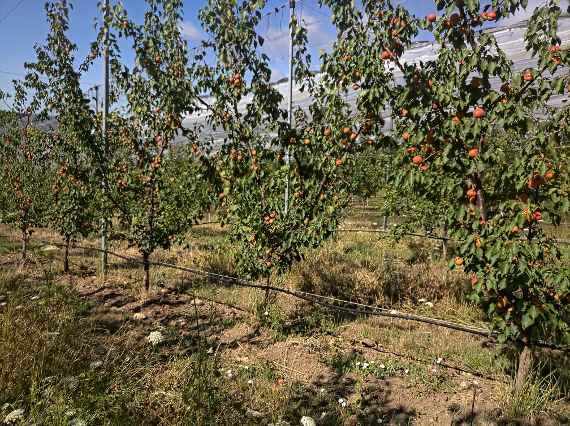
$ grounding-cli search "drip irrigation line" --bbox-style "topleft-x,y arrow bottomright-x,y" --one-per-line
339,228 -> 452,241
7,233 -> 569,353
339,228 -> 570,245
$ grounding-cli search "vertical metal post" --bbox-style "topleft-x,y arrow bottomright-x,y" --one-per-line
284,0 -> 295,215
101,0 -> 110,278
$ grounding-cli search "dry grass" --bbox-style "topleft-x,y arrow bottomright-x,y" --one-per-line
1,220 -> 569,425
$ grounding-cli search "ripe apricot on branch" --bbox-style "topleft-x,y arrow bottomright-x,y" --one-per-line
412,155 -> 423,165
402,131 -> 411,141
426,13 -> 437,23
481,11 -> 497,21
381,50 -> 393,60
549,45 -> 561,53
473,106 -> 486,119
544,170 -> 555,182
468,148 -> 479,158
454,257 -> 464,267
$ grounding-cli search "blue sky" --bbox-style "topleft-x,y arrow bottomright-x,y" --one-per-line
0,0 -> 551,100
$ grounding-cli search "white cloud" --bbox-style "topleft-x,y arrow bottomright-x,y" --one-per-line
179,21 -> 202,41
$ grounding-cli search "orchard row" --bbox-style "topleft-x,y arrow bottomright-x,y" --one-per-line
0,0 -> 569,389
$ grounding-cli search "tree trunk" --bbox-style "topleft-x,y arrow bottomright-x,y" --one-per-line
514,344 -> 534,395
143,252 -> 150,292
21,229 -> 28,262
382,215 -> 388,231
263,276 -> 272,312
442,224 -> 449,259
63,236 -> 70,274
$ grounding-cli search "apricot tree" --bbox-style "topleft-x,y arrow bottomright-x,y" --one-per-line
320,0 -> 570,390
23,0 -> 98,273
87,0 -> 212,290
195,0 -> 375,286
0,88 -> 53,261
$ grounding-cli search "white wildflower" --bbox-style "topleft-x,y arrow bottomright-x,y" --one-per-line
436,357 -> 443,365
361,362 -> 369,369
247,379 -> 253,385
379,364 -> 385,369
389,309 -> 398,315
355,361 -> 361,367
425,301 -> 434,308
418,298 -> 427,303
133,312 -> 146,320
403,369 -> 409,375
337,398 -> 347,408
146,331 -> 164,346
320,388 -> 325,393
4,409 -> 24,424
226,369 -> 233,379
264,311 -> 269,316
300,416 -> 316,426
90,361 -> 103,369
370,360 -> 375,364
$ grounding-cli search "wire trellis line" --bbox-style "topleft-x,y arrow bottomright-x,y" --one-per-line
3,233 -> 568,353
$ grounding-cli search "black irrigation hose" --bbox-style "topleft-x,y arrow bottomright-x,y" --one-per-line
7,234 -> 568,353
339,228 -> 570,245
339,228 -> 452,241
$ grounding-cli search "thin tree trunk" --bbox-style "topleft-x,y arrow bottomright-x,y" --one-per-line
442,224 -> 448,259
263,275 -> 271,312
514,343 -> 533,395
21,229 -> 27,262
63,236 -> 70,273
143,252 -> 150,291
382,215 -> 388,231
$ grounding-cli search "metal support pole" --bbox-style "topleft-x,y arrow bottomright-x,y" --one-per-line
284,0 -> 295,215
101,0 -> 110,278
